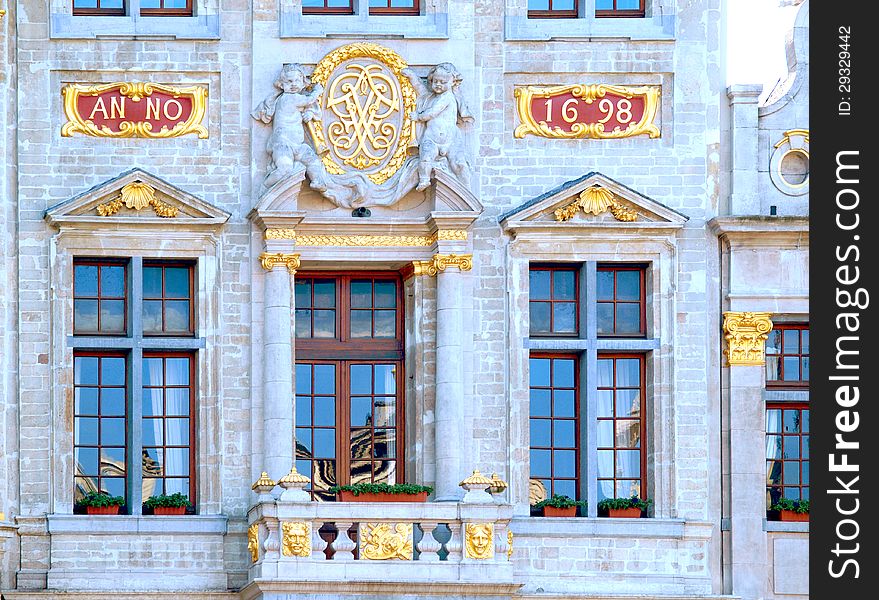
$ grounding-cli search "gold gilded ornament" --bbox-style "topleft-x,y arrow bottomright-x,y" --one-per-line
359,522 -> 413,560
264,229 -> 297,240
514,84 -> 660,140
554,186 -> 637,222
290,230 -> 467,247
722,312 -> 774,366
281,521 -> 312,557
248,524 -> 259,563
308,43 -> 417,185
96,182 -> 179,218
464,523 -> 494,560
507,530 -> 514,559
412,253 -> 473,277
259,252 -> 301,274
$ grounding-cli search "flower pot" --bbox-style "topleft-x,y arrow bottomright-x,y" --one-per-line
338,491 -> 429,503
608,507 -> 642,518
86,505 -> 121,515
779,510 -> 809,522
152,506 -> 187,515
543,506 -> 577,517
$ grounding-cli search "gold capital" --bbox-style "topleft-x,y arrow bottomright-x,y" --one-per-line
259,252 -> 301,274
722,311 -> 774,366
412,253 -> 473,276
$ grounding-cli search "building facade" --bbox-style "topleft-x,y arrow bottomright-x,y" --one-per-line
0,1 -> 809,599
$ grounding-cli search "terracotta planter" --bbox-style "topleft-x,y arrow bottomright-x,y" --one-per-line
779,510 -> 809,522
338,491 -> 429,503
86,505 -> 121,515
152,506 -> 187,515
608,507 -> 642,518
542,505 -> 577,517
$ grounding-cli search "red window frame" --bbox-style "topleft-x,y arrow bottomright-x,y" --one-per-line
72,1 -> 126,16
596,354 -> 646,501
765,324 -> 809,388
528,0 -> 578,19
142,261 -> 196,337
596,264 -> 646,337
142,351 -> 197,508
529,265 -> 580,337
302,0 -> 355,14
73,259 -> 129,336
369,0 -> 420,16
74,352 -> 129,511
595,0 -> 645,18
765,403 -> 809,510
140,0 -> 194,16
529,353 -> 581,504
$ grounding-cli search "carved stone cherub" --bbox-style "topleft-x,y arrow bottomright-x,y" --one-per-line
402,63 -> 474,191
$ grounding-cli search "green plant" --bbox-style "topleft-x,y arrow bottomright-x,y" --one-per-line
76,491 -> 125,508
329,483 -> 433,496
771,498 -> 809,513
534,494 -> 587,509
143,492 -> 191,509
597,495 -> 653,512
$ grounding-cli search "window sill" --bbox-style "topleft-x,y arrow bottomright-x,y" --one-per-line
47,514 -> 227,535
50,13 -> 220,40
763,389 -> 810,402
513,516 -> 712,539
764,519 -> 809,533
505,14 -> 674,42
280,9 -> 448,39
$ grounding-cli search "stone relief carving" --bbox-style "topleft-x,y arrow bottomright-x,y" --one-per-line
253,45 -> 474,209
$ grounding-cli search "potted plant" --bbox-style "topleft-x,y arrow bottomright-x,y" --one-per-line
598,495 -> 653,518
330,483 -> 433,503
534,494 -> 587,517
143,492 -> 192,515
771,498 -> 809,522
77,491 -> 125,515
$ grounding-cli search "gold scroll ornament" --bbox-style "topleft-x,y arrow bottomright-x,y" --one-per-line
61,81 -> 208,139
259,252 -> 301,274
514,84 -> 660,140
722,312 -> 774,366
554,185 -> 637,222
412,254 -> 473,277
464,523 -> 494,560
248,524 -> 259,563
359,523 -> 413,560
96,182 -> 179,218
308,43 -> 417,185
281,521 -> 312,557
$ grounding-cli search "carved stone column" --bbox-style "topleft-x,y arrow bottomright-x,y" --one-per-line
260,252 -> 300,483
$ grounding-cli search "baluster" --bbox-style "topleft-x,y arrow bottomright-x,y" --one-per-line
446,522 -> 463,563
312,521 -> 328,560
416,521 -> 441,562
332,521 -> 356,561
263,519 -> 281,560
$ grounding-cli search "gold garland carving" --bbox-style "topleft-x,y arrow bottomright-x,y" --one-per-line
61,82 -> 209,139
96,182 -> 179,218
722,311 -> 774,366
514,84 -> 660,140
281,521 -> 312,558
287,230 -> 468,247
264,229 -> 298,240
259,252 -> 301,274
412,253 -> 473,277
464,523 -> 494,560
554,186 -> 637,222
308,43 -> 417,185
247,524 -> 259,563
507,530 -> 514,560
359,523 -> 413,560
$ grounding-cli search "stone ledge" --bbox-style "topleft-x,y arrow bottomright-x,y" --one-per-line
47,514 -> 228,535
2,591 -> 237,599
46,570 -> 228,592
511,517 -> 713,540
764,520 -> 809,533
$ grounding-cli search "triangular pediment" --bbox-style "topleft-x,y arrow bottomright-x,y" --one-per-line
499,172 -> 688,235
45,168 -> 230,230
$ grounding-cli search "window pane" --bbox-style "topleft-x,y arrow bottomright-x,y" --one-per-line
530,419 -> 551,446
100,300 -> 125,333
598,478 -> 614,501
783,486 -> 800,500
351,397 -> 371,426
801,330 -> 809,353
553,389 -> 574,417
615,303 -> 641,334
615,270 -> 640,300
616,389 -> 641,418
783,436 -> 799,459
783,462 -> 799,485
165,478 -> 190,496
314,397 -> 335,427
165,301 -> 191,332
374,398 -> 395,426
765,330 -> 781,355
597,450 -> 614,478
75,300 -> 99,331
351,281 -> 373,308
102,357 -> 126,386
597,359 -> 613,387
101,388 -> 126,416
530,302 -> 551,333
143,358 -> 163,386
530,449 -> 551,477
783,328 -> 800,353
553,270 -> 576,300
554,479 -> 576,499
164,448 -> 189,476
313,280 -> 336,308
312,309 -> 335,338
553,302 -> 576,333
373,461 -> 397,485
314,364 -> 336,394
142,389 -> 162,417
529,1 -> 550,10
101,266 -> 125,297
553,358 -> 575,387
102,448 -> 126,475
765,356 -> 780,381
783,410 -> 801,433
767,460 -> 782,486
529,358 -> 550,387
553,420 -> 575,448
615,420 -> 641,448
374,310 -> 396,337
782,357 -> 800,381
596,303 -> 614,334
101,477 -> 126,499
766,435 -> 781,459
596,0 -> 613,9
530,388 -> 551,417
597,270 -> 614,300
166,358 -> 190,386
166,418 -> 190,446
597,390 -> 614,418
296,396 -> 312,426
530,270 -> 551,300
615,359 -> 640,387
350,460 -> 372,485
554,450 -> 575,477
294,280 -> 311,308
350,311 -> 372,338
617,450 -> 640,478
802,411 -> 809,433
314,429 -> 335,458
75,265 -> 99,296
76,388 -> 99,414
75,447 -> 99,476
374,364 -> 396,394
618,0 -> 641,9
296,364 -> 312,394
166,388 -> 190,416
374,429 -> 396,458
101,418 -> 126,446
143,267 -> 162,298
296,429 -> 312,457
802,357 -> 809,381
295,309 -> 312,338
766,409 -> 782,433
143,300 -> 163,333
374,281 -> 396,308
75,356 -> 99,384
555,0 -> 575,10
143,419 -> 163,447
350,364 -> 372,394
597,420 -> 613,448
616,480 -> 641,499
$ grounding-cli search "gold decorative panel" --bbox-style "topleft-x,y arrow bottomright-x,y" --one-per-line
554,186 -> 636,222
359,522 -> 413,560
96,182 -> 178,218
281,521 -> 311,557
722,312 -> 774,366
464,523 -> 494,560
248,524 -> 259,563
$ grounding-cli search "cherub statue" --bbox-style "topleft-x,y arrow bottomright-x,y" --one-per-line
402,63 -> 474,191
252,64 -> 367,205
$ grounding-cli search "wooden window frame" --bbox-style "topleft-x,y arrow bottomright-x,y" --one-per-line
369,0 -> 420,16
528,0 -> 578,19
766,323 -> 809,389
529,264 -> 580,337
72,1 -> 127,16
596,264 -> 647,338
74,351 -> 129,512
73,258 -> 129,336
765,402 -> 809,510
142,261 -> 196,337
302,0 -> 356,15
142,351 -> 198,509
595,0 -> 645,18
596,353 -> 646,500
529,353 -> 581,504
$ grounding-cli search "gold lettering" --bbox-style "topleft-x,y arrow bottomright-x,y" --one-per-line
163,99 -> 183,121
110,96 -> 126,119
88,97 -> 109,121
562,98 -> 579,124
146,97 -> 161,120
